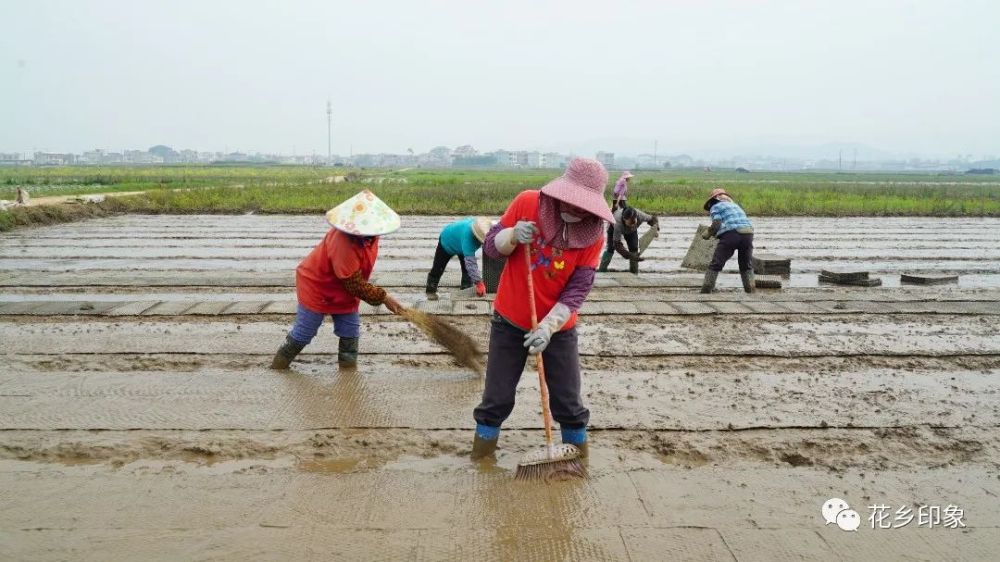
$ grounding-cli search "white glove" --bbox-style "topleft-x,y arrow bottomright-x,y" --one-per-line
513,220 -> 538,243
494,221 -> 538,256
523,302 -> 571,355
523,324 -> 552,355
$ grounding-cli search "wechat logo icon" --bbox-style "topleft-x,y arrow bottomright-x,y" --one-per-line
822,498 -> 861,532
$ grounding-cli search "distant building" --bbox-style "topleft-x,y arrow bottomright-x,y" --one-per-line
81,150 -> 104,164
81,150 -> 125,164
33,152 -> 76,165
0,153 -> 22,165
543,152 -> 564,168
125,150 -> 156,164
490,150 -> 514,167
353,154 -> 377,167
453,155 -> 497,167
596,151 -> 614,169
378,153 -> 404,167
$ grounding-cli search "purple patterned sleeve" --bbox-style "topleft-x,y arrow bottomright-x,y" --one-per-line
558,267 -> 595,312
462,255 -> 482,283
482,221 -> 506,260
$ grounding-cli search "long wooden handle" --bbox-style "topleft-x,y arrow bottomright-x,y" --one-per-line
524,245 -> 554,449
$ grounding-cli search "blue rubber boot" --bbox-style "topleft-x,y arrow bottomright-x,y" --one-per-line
471,423 -> 500,460
561,426 -> 588,458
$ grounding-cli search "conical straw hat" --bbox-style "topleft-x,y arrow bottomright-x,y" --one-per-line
326,190 -> 401,236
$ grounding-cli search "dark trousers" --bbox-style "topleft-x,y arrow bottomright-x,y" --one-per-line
601,224 -> 638,260
709,231 -> 754,273
473,313 -> 589,429
427,241 -> 471,290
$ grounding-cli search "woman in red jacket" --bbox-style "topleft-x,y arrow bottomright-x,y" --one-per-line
271,190 -> 404,370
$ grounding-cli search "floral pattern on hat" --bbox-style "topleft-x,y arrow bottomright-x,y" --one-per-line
326,189 -> 401,236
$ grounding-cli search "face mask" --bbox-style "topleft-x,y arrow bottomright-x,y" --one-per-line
560,212 -> 583,223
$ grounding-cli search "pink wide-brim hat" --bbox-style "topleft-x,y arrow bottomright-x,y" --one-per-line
621,171 -> 634,179
539,158 -> 614,223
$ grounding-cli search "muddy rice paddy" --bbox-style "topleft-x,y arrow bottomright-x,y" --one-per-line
2,215 -> 999,561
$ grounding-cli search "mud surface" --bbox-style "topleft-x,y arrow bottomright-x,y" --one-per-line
2,215 -> 999,560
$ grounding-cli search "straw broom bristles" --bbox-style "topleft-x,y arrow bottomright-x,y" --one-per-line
400,308 -> 484,375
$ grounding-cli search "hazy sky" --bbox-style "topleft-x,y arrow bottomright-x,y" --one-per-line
2,0 -> 998,158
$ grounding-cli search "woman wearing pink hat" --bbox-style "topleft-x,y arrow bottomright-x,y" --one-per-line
611,171 -> 634,212
471,158 -> 614,460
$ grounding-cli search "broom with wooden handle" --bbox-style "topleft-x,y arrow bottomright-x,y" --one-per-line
514,245 -> 586,481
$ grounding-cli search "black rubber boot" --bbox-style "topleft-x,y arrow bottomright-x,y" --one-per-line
425,275 -> 440,301
471,434 -> 498,460
740,270 -> 755,294
629,258 -> 639,275
597,252 -> 612,273
338,336 -> 359,367
271,335 -> 305,370
701,270 -> 719,294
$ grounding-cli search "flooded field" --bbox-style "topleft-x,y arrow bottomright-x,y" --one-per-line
2,215 -> 999,560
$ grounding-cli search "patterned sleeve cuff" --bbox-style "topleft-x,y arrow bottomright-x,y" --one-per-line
342,271 -> 387,306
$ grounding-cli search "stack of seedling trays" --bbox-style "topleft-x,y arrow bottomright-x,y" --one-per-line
752,254 -> 791,276
900,273 -> 959,285
819,269 -> 882,287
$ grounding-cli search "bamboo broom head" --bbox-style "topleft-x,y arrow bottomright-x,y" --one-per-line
400,308 -> 484,375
